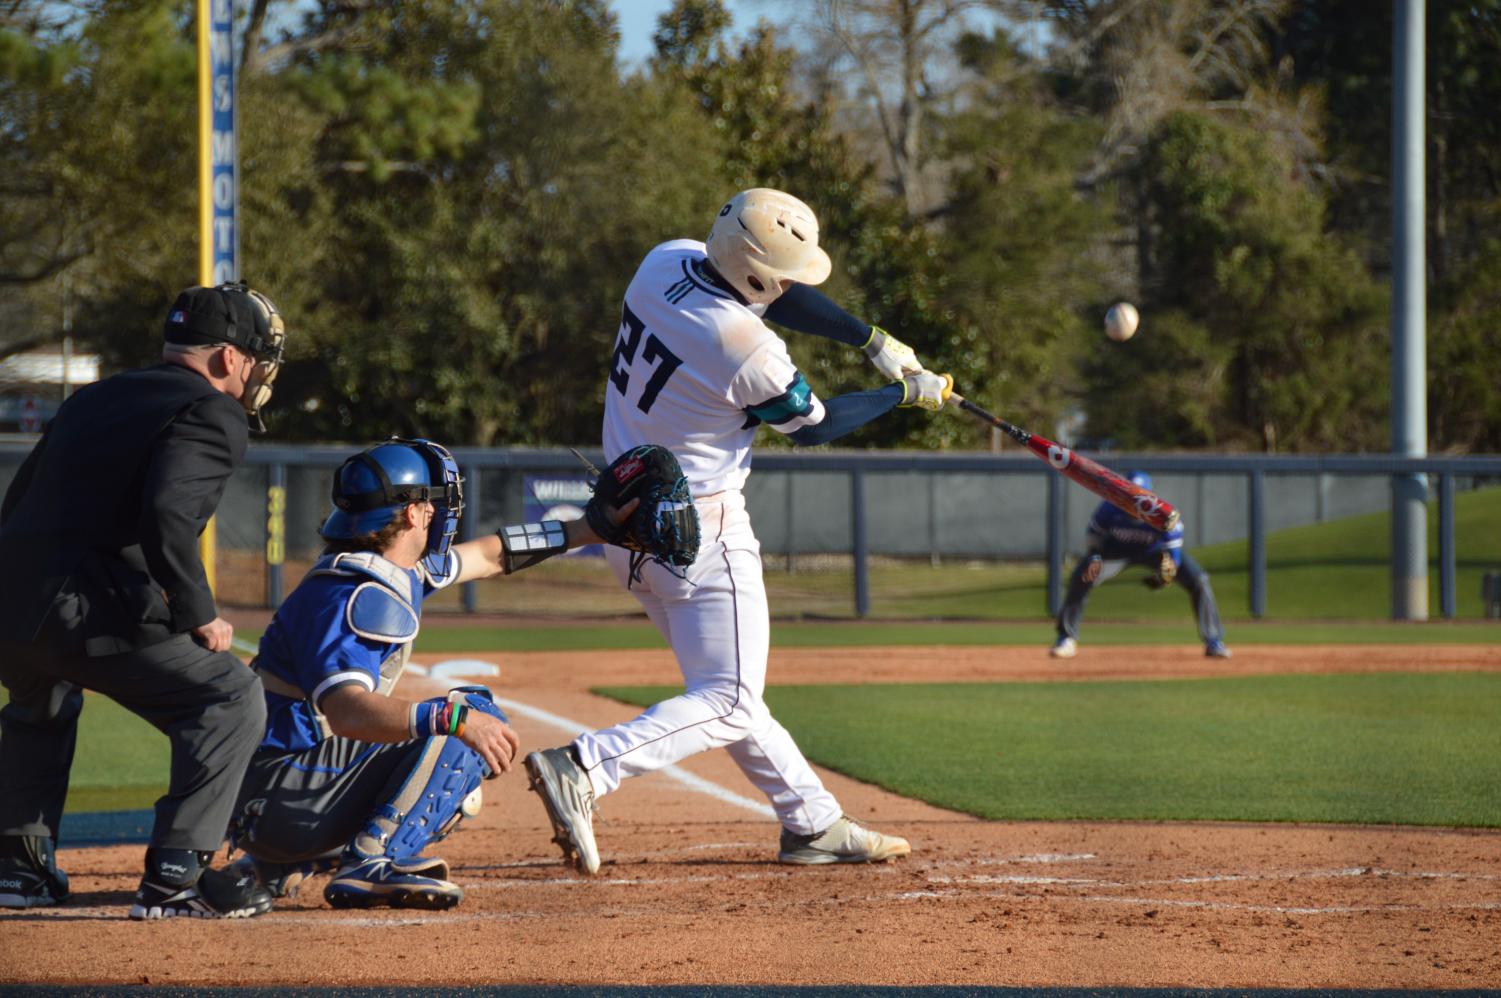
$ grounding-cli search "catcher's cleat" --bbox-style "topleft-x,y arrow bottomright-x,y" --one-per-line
779,815 -> 911,865
524,746 -> 601,875
1205,640 -> 1233,659
226,851 -> 341,900
1049,636 -> 1078,659
0,857 -> 69,909
323,856 -> 462,910
129,866 -> 273,920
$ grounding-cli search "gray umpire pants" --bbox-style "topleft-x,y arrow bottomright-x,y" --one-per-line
0,632 -> 265,853
232,737 -> 428,865
1056,551 -> 1225,646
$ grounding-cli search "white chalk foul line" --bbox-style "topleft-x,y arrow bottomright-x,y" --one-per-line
490,694 -> 776,819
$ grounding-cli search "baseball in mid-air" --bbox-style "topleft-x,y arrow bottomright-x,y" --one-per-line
1104,302 -> 1139,342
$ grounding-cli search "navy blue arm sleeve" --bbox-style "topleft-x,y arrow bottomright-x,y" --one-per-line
763,283 -> 871,347
788,384 -> 904,446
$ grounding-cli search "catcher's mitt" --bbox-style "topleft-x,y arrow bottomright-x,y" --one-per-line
584,444 -> 699,583
1141,550 -> 1177,590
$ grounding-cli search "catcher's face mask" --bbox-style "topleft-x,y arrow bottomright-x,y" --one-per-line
321,438 -> 465,558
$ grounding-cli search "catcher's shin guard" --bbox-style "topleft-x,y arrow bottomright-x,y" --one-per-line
350,733 -> 488,863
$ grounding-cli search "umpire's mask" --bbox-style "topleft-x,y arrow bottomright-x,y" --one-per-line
164,282 -> 287,432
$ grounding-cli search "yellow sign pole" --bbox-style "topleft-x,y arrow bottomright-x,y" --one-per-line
196,0 -> 218,595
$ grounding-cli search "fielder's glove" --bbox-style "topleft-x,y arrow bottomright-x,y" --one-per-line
896,370 -> 954,411
584,444 -> 700,583
862,326 -> 923,380
1141,551 -> 1177,590
1080,553 -> 1104,585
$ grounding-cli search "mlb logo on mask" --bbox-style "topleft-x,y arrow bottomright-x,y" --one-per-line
169,310 -> 186,324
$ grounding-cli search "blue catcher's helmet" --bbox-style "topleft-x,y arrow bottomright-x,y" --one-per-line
1128,470 -> 1153,490
320,438 -> 465,557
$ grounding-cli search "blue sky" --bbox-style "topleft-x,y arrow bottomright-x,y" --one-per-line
610,0 -> 770,64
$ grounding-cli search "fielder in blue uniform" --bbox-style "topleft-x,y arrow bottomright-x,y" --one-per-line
228,438 -> 630,910
1050,472 -> 1230,660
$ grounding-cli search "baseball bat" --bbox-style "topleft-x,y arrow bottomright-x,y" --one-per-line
950,393 -> 1181,533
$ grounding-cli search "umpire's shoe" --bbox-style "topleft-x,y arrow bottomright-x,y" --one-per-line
324,855 -> 463,910
0,858 -> 70,909
525,746 -> 601,875
130,865 -> 274,920
779,815 -> 912,865
0,834 -> 70,909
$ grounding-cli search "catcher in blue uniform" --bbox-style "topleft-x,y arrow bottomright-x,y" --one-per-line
226,438 -> 682,910
1050,472 -> 1230,660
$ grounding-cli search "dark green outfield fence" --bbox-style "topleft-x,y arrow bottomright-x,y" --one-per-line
1,442 -> 1497,621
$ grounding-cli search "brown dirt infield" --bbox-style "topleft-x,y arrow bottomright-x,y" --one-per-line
2,642 -> 1499,989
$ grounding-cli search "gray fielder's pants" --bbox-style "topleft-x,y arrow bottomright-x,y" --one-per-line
0,632 -> 265,853
232,737 -> 428,864
1056,551 -> 1225,646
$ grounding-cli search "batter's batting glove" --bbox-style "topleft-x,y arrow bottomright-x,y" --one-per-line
896,370 -> 954,412
862,326 -> 923,380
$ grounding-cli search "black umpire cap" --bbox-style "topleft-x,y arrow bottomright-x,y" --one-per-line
163,283 -> 279,360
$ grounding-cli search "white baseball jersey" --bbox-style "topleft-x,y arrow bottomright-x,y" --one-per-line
573,238 -> 850,838
603,239 -> 826,496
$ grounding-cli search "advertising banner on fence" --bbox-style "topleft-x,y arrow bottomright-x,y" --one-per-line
523,475 -> 600,557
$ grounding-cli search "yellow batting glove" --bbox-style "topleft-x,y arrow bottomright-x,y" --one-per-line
897,370 -> 953,412
862,326 -> 923,380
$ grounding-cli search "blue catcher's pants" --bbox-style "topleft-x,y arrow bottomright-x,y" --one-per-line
231,733 -> 484,865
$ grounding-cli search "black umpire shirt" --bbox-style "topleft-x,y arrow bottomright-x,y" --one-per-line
0,363 -> 249,657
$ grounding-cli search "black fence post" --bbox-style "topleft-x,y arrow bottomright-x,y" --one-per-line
852,468 -> 869,618
462,464 -> 481,614
1046,473 -> 1064,617
1439,472 -> 1456,619
1249,470 -> 1266,619
266,463 -> 286,609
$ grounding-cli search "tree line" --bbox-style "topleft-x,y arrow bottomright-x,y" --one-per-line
1,0 -> 1497,452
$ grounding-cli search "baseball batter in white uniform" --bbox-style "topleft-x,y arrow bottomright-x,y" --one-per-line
525,189 -> 952,874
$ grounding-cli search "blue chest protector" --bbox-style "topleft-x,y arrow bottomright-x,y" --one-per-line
252,552 -> 434,747
331,551 -> 422,693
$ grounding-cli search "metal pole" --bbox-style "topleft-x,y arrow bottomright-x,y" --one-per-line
1438,472 -> 1455,619
1046,473 -> 1064,617
462,465 -> 481,614
1249,470 -> 1266,619
851,468 -> 869,618
784,472 -> 795,574
928,472 -> 939,568
266,463 -> 286,608
1391,0 -> 1428,620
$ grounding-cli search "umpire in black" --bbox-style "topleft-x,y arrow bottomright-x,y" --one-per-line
0,283 -> 286,919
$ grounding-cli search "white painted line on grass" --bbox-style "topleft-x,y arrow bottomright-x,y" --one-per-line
491,695 -> 777,819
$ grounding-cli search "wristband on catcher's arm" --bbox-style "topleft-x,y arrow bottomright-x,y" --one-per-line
497,520 -> 569,574
409,700 -> 470,739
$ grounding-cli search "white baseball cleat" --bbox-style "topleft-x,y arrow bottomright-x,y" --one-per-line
525,747 -> 601,875
778,815 -> 911,865
1049,637 -> 1078,659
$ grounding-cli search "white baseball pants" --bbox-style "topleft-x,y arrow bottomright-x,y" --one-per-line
573,491 -> 841,836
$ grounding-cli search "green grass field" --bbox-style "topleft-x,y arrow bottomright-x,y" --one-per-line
7,493 -> 1498,826
603,672 -> 1501,828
